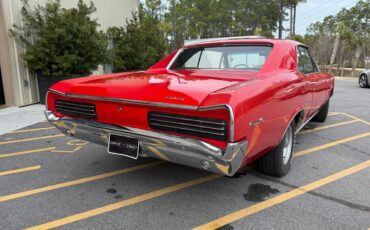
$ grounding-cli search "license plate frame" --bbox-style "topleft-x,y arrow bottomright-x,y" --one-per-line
108,134 -> 139,159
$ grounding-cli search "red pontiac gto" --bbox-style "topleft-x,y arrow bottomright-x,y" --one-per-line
45,37 -> 334,177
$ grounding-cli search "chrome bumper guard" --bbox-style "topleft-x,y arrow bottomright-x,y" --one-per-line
45,110 -> 248,176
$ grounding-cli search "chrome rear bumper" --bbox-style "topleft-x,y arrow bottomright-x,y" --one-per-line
45,110 -> 248,176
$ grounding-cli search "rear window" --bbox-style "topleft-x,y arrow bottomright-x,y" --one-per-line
171,45 -> 272,71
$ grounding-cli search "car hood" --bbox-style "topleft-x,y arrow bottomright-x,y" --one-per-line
50,70 -> 258,107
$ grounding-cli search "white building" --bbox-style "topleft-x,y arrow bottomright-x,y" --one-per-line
0,0 -> 139,107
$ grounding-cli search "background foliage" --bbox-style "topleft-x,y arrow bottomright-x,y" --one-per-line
11,0 -> 307,73
107,4 -> 169,72
165,0 -> 304,48
12,0 -> 368,76
11,0 -> 107,77
300,0 -> 370,76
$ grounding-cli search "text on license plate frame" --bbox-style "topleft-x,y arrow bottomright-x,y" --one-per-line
107,134 -> 139,159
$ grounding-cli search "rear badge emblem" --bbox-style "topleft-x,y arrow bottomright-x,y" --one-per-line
118,106 -> 123,112
166,96 -> 184,101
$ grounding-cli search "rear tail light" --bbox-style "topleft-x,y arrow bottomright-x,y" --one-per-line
148,112 -> 228,141
55,99 -> 97,118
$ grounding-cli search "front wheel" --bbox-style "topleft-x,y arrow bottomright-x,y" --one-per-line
359,74 -> 369,88
258,122 -> 295,177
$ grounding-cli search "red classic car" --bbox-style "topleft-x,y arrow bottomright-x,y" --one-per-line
45,37 -> 334,177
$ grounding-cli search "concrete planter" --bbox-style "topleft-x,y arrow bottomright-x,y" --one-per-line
37,74 -> 83,104
0,71 -> 5,105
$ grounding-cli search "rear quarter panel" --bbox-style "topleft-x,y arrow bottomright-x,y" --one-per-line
203,41 -> 311,166
238,72 -> 309,164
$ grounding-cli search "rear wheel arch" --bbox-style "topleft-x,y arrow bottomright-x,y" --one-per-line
258,121 -> 296,177
312,99 -> 329,122
293,110 -> 305,128
257,109 -> 302,177
281,108 -> 304,141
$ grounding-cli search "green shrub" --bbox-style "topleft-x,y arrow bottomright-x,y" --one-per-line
107,5 -> 169,72
11,0 -> 107,77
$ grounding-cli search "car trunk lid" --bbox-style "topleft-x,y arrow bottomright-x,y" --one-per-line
51,70 -> 258,108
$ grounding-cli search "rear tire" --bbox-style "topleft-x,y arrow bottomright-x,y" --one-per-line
359,74 -> 369,88
258,122 -> 295,177
312,100 -> 329,122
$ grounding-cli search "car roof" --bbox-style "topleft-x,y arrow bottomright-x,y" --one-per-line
183,37 -> 303,49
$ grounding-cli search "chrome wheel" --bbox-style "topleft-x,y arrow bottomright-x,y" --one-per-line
359,75 -> 369,88
282,126 -> 293,165
258,122 -> 295,177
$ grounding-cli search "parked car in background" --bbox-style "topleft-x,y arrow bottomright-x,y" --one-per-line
359,70 -> 370,88
45,37 -> 335,177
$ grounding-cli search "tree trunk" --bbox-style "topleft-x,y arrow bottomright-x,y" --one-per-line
278,2 -> 283,39
278,17 -> 283,38
337,40 -> 345,73
363,45 -> 368,69
351,47 -> 361,78
329,34 -> 340,73
293,4 -> 296,35
289,6 -> 293,37
171,0 -> 177,50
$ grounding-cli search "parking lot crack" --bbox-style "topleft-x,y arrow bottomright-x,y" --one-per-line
310,132 -> 336,142
310,132 -> 370,157
307,190 -> 370,213
340,143 -> 370,157
252,172 -> 370,213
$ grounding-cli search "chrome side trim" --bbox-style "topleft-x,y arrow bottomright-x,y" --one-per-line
295,110 -> 319,134
184,36 -> 267,46
45,110 -> 247,176
166,48 -> 183,70
49,89 -> 198,110
48,89 -> 236,142
45,91 -> 50,110
279,110 -> 305,143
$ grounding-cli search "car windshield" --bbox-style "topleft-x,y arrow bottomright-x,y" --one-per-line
171,45 -> 272,71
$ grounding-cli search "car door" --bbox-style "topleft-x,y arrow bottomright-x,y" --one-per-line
297,46 -> 325,116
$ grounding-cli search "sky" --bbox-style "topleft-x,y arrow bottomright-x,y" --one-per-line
292,0 -> 359,35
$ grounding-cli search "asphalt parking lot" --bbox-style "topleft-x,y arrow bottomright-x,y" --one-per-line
0,78 -> 369,230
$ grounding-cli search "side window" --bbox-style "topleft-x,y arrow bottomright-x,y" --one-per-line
298,47 -> 317,74
184,51 -> 201,68
198,50 -> 223,68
